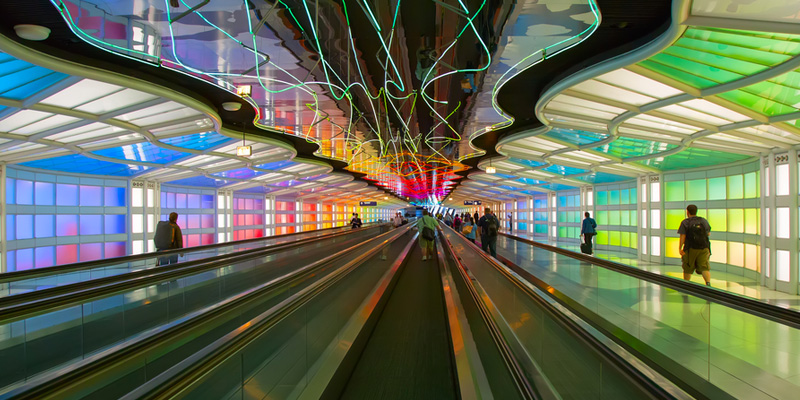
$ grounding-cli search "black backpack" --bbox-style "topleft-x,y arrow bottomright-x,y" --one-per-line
154,221 -> 176,250
486,215 -> 498,237
686,217 -> 709,249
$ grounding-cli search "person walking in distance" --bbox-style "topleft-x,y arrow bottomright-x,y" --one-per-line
678,204 -> 712,286
477,207 -> 500,257
462,214 -> 477,244
417,209 -> 438,261
350,213 -> 363,229
154,212 -> 183,266
581,212 -> 597,252
393,212 -> 403,228
508,213 -> 513,233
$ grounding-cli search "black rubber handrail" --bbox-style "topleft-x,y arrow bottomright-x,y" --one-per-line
0,226 -> 413,400
445,227 -> 676,399
0,225 -> 384,322
0,223 -> 378,284
500,232 -> 800,330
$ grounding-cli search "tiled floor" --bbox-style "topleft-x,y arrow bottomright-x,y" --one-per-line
487,233 -> 800,399
504,231 -> 800,311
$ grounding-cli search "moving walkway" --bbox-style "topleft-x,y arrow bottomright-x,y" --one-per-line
0,224 -> 389,392
0,222 -> 677,399
492,232 -> 800,399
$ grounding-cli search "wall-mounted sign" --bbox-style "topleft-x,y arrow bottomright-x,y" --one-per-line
359,201 -> 377,206
464,200 -> 482,205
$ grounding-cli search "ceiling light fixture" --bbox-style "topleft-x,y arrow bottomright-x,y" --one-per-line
486,158 -> 496,174
222,102 -> 241,112
236,124 -> 251,157
236,85 -> 251,96
14,25 -> 51,41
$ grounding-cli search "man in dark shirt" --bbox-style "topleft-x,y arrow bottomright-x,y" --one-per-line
677,204 -> 712,286
477,207 -> 500,257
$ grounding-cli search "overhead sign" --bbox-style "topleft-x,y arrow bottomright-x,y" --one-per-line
359,201 -> 377,206
464,200 -> 482,205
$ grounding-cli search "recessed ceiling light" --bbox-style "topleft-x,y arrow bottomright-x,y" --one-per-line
14,25 -> 50,41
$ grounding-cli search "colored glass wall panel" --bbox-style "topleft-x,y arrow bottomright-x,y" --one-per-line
104,214 -> 126,234
56,184 -> 78,206
609,210 -> 621,225
596,210 -> 608,225
202,195 -> 214,208
727,175 -> 743,199
596,231 -> 608,245
621,189 -> 630,205
16,179 -> 33,205
728,242 -> 744,267
609,190 -> 620,205
609,231 -> 621,246
686,179 -> 707,201
707,177 -> 726,200
104,242 -> 126,258
665,181 -> 685,202
707,209 -> 726,232
6,215 -> 14,240
710,240 -> 727,263
34,214 -> 54,238
79,215 -> 102,235
35,246 -> 54,269
176,193 -> 187,208
56,214 -> 78,236
16,248 -> 33,271
16,215 -> 33,239
201,214 -> 214,228
188,194 -> 201,208
744,244 -> 759,272
56,244 -> 78,265
79,243 -> 102,262
745,209 -> 759,234
104,187 -> 126,207
80,186 -> 102,206
666,209 -> 684,230
187,215 -> 200,229
665,237 -> 681,258
744,172 -> 758,198
35,182 -> 54,205
727,209 -> 744,233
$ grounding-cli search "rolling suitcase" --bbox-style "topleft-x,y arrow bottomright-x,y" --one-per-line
580,235 -> 592,255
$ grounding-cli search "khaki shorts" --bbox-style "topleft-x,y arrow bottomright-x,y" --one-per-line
681,248 -> 710,274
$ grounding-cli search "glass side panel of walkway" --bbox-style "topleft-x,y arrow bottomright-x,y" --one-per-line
487,232 -> 800,399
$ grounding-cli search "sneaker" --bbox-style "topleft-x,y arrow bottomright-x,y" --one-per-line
705,282 -> 711,287
422,256 -> 427,261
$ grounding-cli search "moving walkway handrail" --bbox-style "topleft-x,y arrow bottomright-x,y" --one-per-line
501,232 -> 800,329
435,227 -> 539,400
0,223 -> 380,284
445,226 -> 675,399
119,225 -> 414,400
1,226 -> 411,400
0,224 -> 385,322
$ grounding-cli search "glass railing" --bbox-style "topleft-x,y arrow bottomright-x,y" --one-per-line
492,232 -> 800,399
441,227 -> 672,399
0,224 -> 377,298
0,226 -> 385,391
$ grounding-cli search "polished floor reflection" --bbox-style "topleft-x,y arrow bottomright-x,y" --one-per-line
490,234 -> 800,399
505,232 -> 800,311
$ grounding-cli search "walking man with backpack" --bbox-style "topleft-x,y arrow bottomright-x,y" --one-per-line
154,212 -> 183,266
417,209 -> 438,261
478,207 -> 500,257
678,204 -> 712,286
